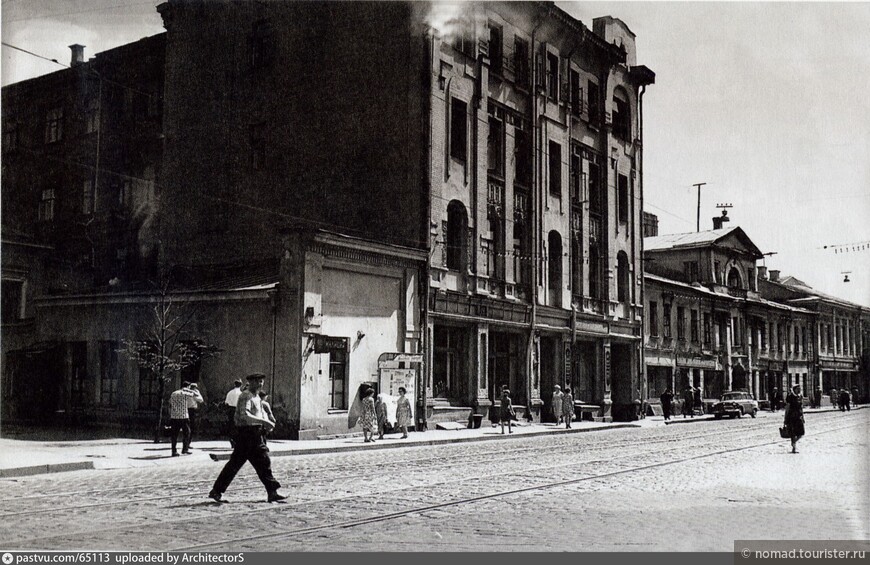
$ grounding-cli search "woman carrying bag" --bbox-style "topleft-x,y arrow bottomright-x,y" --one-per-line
783,384 -> 805,453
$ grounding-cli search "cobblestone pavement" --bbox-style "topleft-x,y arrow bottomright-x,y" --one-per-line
1,409 -> 866,552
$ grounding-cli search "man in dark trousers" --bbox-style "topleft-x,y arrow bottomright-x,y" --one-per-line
768,387 -> 777,412
682,386 -> 694,418
209,373 -> 286,503
813,387 -> 822,409
659,388 -> 674,421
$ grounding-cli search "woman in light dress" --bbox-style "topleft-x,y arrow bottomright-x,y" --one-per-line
360,388 -> 378,443
396,387 -> 412,439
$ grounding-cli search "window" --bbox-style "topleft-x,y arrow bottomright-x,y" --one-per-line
70,342 -> 87,408
488,24 -> 503,75
85,100 -> 100,134
44,107 -> 64,143
761,321 -> 767,349
649,301 -> 659,337
617,252 -> 629,304
514,38 -> 530,87
588,244 -> 601,300
546,52 -> 558,100
513,223 -> 530,286
684,261 -> 699,282
548,141 -> 561,196
571,236 -> 582,297
663,303 -> 672,338
38,189 -> 56,222
446,200 -> 468,271
450,98 -> 467,162
3,122 -> 19,152
677,306 -> 686,340
733,317 -> 742,346
570,151 -> 582,202
727,267 -> 741,289
250,19 -> 275,70
691,310 -> 699,342
548,231 -> 562,307
487,116 -> 504,175
588,161 -> 601,213
452,24 -> 475,58
138,368 -> 160,410
794,326 -> 800,355
328,345 -> 348,410
514,126 -> 531,186
1,280 -> 24,324
569,69 -> 581,116
618,174 -> 629,223
703,313 -> 712,345
612,90 -> 630,140
82,179 -> 94,215
714,261 -> 721,284
99,341 -> 119,406
587,80 -> 600,125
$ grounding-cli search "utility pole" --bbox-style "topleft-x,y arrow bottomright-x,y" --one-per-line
693,182 -> 707,232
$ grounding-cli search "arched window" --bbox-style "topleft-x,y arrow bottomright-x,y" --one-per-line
548,231 -> 562,307
446,201 -> 468,271
727,266 -> 742,289
617,251 -> 630,303
612,87 -> 631,141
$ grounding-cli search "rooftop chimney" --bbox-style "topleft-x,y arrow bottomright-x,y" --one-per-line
69,44 -> 85,67
712,209 -> 730,230
769,270 -> 780,282
757,266 -> 768,280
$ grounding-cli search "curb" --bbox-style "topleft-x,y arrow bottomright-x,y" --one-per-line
207,423 -> 642,461
0,461 -> 94,478
661,405 -> 865,426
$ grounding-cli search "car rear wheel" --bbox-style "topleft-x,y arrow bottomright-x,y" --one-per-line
714,414 -> 723,420
751,408 -> 757,418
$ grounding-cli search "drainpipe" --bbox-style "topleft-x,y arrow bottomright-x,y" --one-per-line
638,83 -> 646,411
528,14 -> 543,412
269,288 -> 278,399
420,31 -> 435,431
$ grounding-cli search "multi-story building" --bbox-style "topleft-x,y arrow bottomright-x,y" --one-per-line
427,2 -> 654,423
643,222 -> 866,408
1,1 -> 654,435
1,35 -> 166,421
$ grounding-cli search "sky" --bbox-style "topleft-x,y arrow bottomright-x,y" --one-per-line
2,0 -> 869,306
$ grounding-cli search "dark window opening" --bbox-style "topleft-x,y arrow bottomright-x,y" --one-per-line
587,80 -> 600,125
618,174 -> 629,223
548,141 -> 561,196
44,107 -> 64,144
329,344 -> 348,410
138,368 -> 160,410
546,52 -> 558,100
569,69 -> 581,116
488,24 -> 503,75
612,93 -> 630,140
446,200 -> 468,271
487,116 -> 504,176
589,245 -> 601,300
691,310 -> 699,342
450,98 -> 468,162
649,301 -> 659,337
617,252 -> 630,304
588,161 -> 601,213
514,126 -> 531,186
100,341 -> 119,406
663,304 -> 672,338
514,38 -> 530,87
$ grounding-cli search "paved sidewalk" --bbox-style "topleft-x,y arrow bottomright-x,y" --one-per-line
0,419 -> 638,478
2,405 -> 862,478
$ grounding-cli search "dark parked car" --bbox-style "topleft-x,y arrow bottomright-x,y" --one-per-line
712,391 -> 758,419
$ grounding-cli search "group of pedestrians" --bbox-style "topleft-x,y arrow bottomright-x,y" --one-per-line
545,385 -> 575,430
657,386 -> 703,420
358,386 -> 412,442
830,387 -> 858,411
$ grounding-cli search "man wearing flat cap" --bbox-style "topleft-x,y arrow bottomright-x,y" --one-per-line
209,373 -> 286,503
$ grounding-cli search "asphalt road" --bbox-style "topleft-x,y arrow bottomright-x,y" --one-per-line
1,409 -> 867,552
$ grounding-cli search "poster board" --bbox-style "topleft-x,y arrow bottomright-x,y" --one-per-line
379,368 -> 415,424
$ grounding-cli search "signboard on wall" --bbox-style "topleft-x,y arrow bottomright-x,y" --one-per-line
379,368 -> 415,424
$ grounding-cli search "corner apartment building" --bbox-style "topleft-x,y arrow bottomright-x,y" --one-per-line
427,2 -> 654,423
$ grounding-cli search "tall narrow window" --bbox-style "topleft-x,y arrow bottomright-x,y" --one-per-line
703,313 -> 712,344
691,310 -> 699,342
329,345 -> 348,410
649,301 -> 659,337
548,231 -> 562,307
450,98 -> 467,162
44,107 -> 64,144
617,252 -> 630,304
514,126 -> 531,186
570,152 -> 582,202
446,200 -> 468,271
546,52 -> 558,100
618,174 -> 629,224
569,69 -> 581,116
3,122 -> 19,152
588,161 -> 601,213
589,244 -> 601,300
514,38 -> 529,87
487,116 -> 504,176
587,80 -> 599,125
612,89 -> 631,140
663,303 -> 672,338
38,189 -> 56,222
100,341 -> 119,406
677,307 -> 686,340
488,24 -> 503,75
138,368 -> 160,410
548,141 -> 561,196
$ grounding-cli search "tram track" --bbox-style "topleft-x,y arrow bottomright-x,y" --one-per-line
4,417 -> 862,549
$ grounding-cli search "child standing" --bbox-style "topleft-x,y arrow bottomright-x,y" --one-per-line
562,386 -> 574,429
396,387 -> 412,439
500,388 -> 516,434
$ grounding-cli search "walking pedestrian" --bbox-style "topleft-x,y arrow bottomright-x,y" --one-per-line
500,388 -> 515,434
223,379 -> 243,447
257,390 -> 276,444
660,388 -> 674,421
839,389 -> 851,412
682,386 -> 694,418
768,387 -> 777,412
375,393 -> 388,440
852,386 -> 860,406
829,388 -> 838,410
209,373 -> 286,503
360,388 -> 378,443
562,386 -> 574,429
186,383 -> 204,448
783,384 -> 805,453
774,387 -> 784,411
552,385 -> 563,426
813,386 -> 822,409
168,381 -> 203,457
396,387 -> 412,439
693,386 -> 704,415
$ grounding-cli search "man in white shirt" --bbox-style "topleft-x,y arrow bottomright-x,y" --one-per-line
223,379 -> 243,446
168,381 -> 204,456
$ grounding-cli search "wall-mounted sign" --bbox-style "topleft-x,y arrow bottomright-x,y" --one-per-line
313,335 -> 347,353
